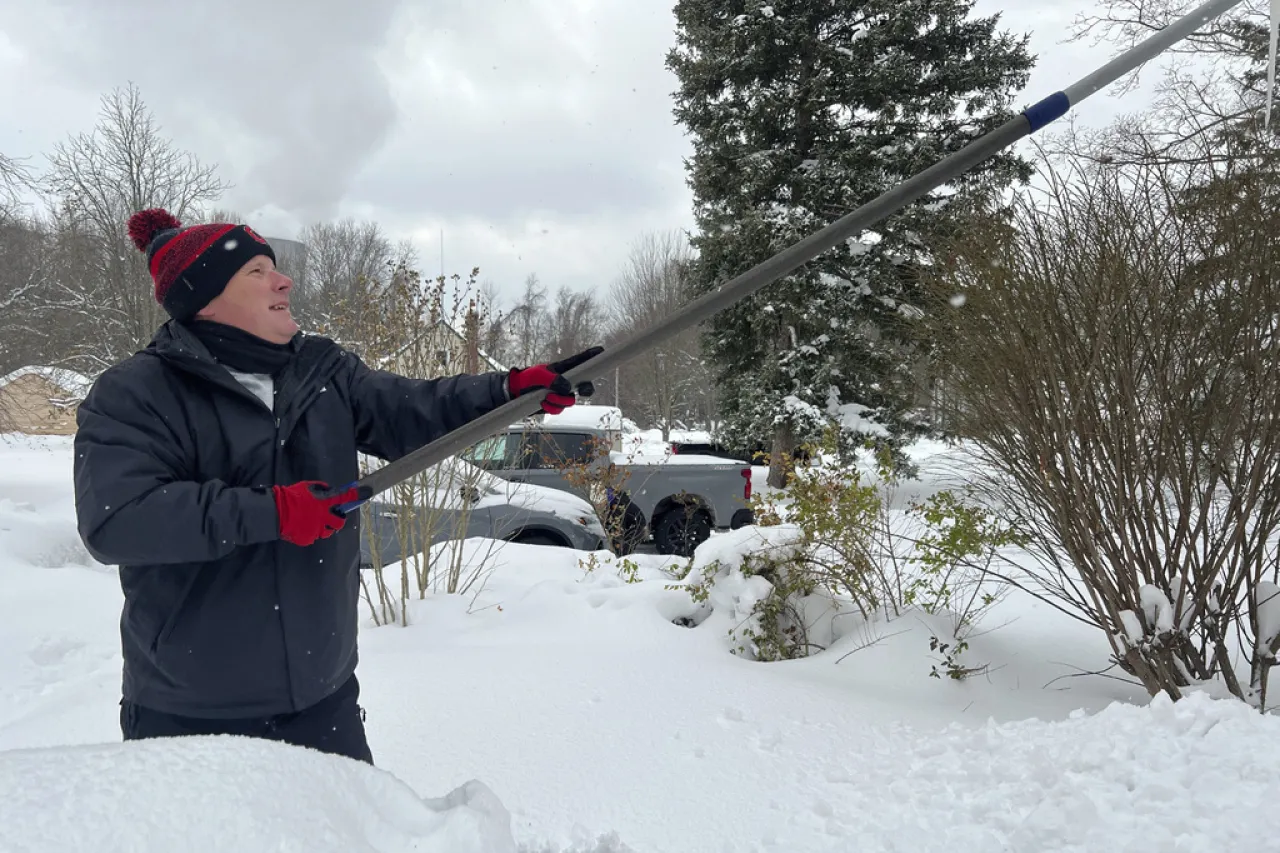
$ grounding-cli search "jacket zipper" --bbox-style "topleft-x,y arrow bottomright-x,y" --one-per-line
271,406 -> 300,711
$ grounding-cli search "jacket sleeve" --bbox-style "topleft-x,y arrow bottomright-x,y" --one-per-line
346,355 -> 510,461
73,369 -> 280,567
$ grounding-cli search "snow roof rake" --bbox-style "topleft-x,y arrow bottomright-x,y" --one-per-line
337,0 -> 1256,515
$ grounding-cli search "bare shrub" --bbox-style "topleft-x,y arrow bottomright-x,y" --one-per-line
341,260 -> 507,624
926,150 -> 1280,705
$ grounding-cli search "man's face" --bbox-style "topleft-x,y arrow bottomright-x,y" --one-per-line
196,254 -> 298,344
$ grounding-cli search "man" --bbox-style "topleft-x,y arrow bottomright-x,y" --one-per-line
72,208 -> 600,765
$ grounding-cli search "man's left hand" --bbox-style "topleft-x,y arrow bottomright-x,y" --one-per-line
508,346 -> 603,415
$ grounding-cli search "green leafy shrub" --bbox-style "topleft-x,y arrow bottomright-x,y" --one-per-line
681,428 -> 1018,676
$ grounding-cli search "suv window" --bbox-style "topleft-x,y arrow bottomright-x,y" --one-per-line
539,432 -> 596,466
506,430 -> 599,469
461,435 -> 512,470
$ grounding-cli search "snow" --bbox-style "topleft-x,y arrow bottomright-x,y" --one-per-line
5,433 -> 1280,850
520,404 -> 630,433
1256,581 -> 1280,651
1119,609 -> 1144,643
1139,584 -> 1174,634
609,450 -> 747,467
619,428 -> 672,456
829,397 -> 889,438
0,737 -> 523,853
0,365 -> 95,400
667,428 -> 713,445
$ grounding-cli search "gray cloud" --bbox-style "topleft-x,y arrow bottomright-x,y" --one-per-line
0,0 -> 1166,303
0,0 -> 400,225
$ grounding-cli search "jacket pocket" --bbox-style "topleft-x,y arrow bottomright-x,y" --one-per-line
150,568 -> 204,653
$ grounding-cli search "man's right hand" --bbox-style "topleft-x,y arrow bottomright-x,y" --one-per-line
272,481 -> 369,546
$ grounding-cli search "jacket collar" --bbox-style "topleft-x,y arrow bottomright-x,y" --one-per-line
147,320 -> 303,366
145,321 -> 341,426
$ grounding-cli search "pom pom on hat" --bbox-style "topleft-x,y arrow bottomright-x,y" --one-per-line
127,208 -> 183,252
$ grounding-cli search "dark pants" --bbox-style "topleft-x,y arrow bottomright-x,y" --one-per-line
120,674 -> 374,765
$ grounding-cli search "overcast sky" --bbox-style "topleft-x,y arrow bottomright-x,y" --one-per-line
0,1 -> 1162,305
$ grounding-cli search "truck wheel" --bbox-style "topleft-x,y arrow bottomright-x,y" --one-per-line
653,507 -> 712,558
604,494 -> 647,556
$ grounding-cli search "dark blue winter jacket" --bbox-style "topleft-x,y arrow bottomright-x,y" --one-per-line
73,321 -> 508,718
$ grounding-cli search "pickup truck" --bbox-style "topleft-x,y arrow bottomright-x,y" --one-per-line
460,411 -> 754,557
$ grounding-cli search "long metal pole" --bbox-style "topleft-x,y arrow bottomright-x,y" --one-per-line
343,0 -> 1249,509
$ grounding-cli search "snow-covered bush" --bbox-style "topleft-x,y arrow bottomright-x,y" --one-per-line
670,432 -> 1018,671
578,550 -> 643,585
358,457 -> 504,626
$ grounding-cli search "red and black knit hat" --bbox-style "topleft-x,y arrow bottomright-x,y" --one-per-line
127,208 -> 277,321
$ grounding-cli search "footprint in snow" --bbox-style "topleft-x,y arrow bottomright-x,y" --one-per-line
718,707 -> 746,726
27,637 -> 86,667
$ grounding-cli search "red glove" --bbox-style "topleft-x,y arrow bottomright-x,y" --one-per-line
508,346 -> 603,414
272,480 -> 369,546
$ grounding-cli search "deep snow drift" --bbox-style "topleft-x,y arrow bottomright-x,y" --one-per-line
1,434 -> 1276,852
0,736 -> 524,853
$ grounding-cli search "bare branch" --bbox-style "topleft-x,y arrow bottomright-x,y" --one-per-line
925,145 -> 1280,704
38,83 -> 231,360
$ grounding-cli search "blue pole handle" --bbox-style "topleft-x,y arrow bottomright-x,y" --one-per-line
326,480 -> 372,517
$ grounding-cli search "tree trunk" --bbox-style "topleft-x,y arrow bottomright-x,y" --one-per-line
767,420 -> 796,489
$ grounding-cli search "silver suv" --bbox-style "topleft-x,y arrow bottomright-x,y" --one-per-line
357,456 -> 608,567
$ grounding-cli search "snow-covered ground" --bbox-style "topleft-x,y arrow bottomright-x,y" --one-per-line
2,433 -> 1278,852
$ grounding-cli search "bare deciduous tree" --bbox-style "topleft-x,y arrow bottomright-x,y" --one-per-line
199,208 -> 248,224
928,150 -> 1280,706
291,218 -> 395,340
0,152 -> 34,222
475,278 -> 508,367
548,286 -> 604,362
606,230 -> 715,437
41,83 -> 230,361
0,217 -> 51,369
504,274 -> 551,367
1057,0 -> 1275,172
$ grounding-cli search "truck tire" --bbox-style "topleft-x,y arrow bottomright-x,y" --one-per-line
653,506 -> 712,557
603,493 -> 647,556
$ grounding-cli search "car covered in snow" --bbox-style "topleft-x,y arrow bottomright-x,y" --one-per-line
356,455 -> 608,568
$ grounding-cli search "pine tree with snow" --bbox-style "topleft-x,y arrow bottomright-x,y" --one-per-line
667,0 -> 1034,484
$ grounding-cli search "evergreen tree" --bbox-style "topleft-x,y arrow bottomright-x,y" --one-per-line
667,0 -> 1034,484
